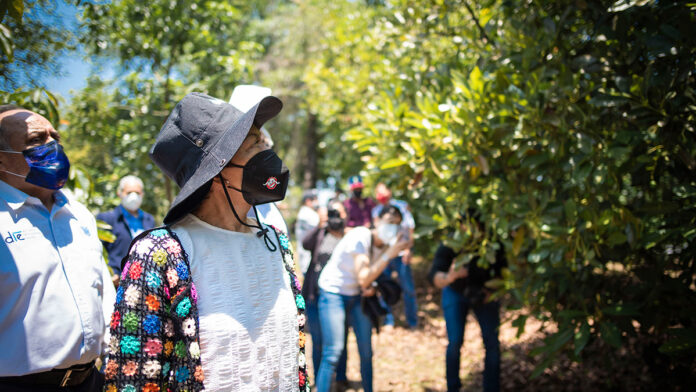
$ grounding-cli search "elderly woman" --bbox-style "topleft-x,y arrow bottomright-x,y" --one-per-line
102,92 -> 307,392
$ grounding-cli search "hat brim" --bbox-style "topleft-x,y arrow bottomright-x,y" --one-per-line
163,96 -> 282,224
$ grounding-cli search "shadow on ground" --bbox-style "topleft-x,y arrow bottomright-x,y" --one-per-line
307,256 -> 695,391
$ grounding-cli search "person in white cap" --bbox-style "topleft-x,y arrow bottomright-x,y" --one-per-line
230,85 -> 289,235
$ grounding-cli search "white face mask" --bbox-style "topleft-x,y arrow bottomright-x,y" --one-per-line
121,191 -> 143,211
377,223 -> 400,246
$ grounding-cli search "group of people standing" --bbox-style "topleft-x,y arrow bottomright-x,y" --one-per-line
1,83 -> 504,392
295,177 -> 415,392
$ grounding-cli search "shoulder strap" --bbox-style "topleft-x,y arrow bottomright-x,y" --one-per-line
271,226 -> 309,391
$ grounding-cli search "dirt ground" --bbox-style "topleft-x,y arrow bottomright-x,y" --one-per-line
303,256 -> 691,392
304,256 -> 547,391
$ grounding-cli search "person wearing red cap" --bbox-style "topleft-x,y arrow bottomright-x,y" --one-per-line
343,176 -> 375,228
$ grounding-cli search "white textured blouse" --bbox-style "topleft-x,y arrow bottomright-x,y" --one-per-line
173,214 -> 299,392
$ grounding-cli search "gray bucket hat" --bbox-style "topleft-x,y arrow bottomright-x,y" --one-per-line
150,92 -> 282,224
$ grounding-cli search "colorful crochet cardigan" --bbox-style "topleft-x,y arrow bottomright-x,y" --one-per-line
102,226 -> 308,392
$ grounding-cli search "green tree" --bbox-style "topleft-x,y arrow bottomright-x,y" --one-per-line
252,0 -> 376,188
66,0 -> 270,217
0,0 -> 74,90
305,0 -> 696,383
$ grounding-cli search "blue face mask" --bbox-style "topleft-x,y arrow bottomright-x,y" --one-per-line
0,140 -> 71,190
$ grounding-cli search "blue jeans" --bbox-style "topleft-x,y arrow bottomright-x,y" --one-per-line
442,286 -> 500,392
305,297 -> 348,382
382,256 -> 418,328
316,290 -> 373,392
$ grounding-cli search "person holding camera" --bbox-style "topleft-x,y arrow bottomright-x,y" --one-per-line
428,211 -> 507,392
315,205 -> 409,392
300,200 -> 348,383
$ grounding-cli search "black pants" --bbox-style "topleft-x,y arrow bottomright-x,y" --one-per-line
0,367 -> 104,392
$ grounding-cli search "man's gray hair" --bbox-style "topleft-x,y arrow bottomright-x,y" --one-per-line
0,104 -> 26,150
118,175 -> 144,194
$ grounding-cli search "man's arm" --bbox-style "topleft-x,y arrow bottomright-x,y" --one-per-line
432,264 -> 468,289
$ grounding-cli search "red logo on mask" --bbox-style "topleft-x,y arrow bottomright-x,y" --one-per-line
263,177 -> 279,190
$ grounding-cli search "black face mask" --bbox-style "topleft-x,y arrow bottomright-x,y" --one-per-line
219,149 -> 290,252
227,149 -> 289,205
327,208 -> 345,231
352,189 -> 363,199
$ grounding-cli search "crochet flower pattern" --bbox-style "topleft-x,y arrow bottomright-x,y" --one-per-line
110,311 -> 121,329
194,365 -> 205,382
123,312 -> 138,333
298,331 -> 306,347
120,335 -> 140,355
143,383 -> 160,392
297,314 -> 306,328
161,362 -> 171,377
104,360 -> 118,380
122,384 -> 136,392
121,261 -> 131,279
109,336 -> 119,355
182,318 -> 196,337
143,338 -> 163,356
175,366 -> 189,383
295,294 -> 306,310
189,342 -> 201,359
164,320 -> 174,337
143,314 -> 161,334
124,286 -> 141,308
150,229 -> 168,238
145,294 -> 160,312
176,297 -> 192,317
298,352 -> 306,368
278,232 -> 290,249
141,360 -> 161,378
152,249 -> 168,267
165,238 -> 181,255
115,285 -> 124,304
129,261 -> 143,280
176,262 -> 189,280
105,384 -> 117,392
145,271 -> 161,289
191,283 -> 198,304
166,268 -> 179,288
164,341 -> 174,356
122,360 -> 138,377
133,237 -> 153,257
174,341 -> 187,358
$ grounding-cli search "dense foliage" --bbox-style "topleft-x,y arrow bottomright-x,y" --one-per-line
60,0 -> 272,215
302,0 -> 696,380
0,0 -> 74,90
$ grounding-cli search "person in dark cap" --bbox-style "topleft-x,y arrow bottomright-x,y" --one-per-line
343,175 -> 375,228
103,92 -> 308,392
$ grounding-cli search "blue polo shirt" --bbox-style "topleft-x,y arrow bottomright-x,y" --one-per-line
120,204 -> 146,237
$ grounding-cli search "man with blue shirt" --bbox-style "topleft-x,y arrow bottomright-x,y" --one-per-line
97,175 -> 155,285
0,105 -> 116,391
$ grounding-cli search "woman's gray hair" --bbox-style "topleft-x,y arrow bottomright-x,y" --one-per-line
118,175 -> 144,194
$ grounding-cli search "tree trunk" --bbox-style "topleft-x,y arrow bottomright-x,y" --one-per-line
302,113 -> 319,189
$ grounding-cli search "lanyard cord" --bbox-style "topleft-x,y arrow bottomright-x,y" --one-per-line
218,173 -> 277,252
